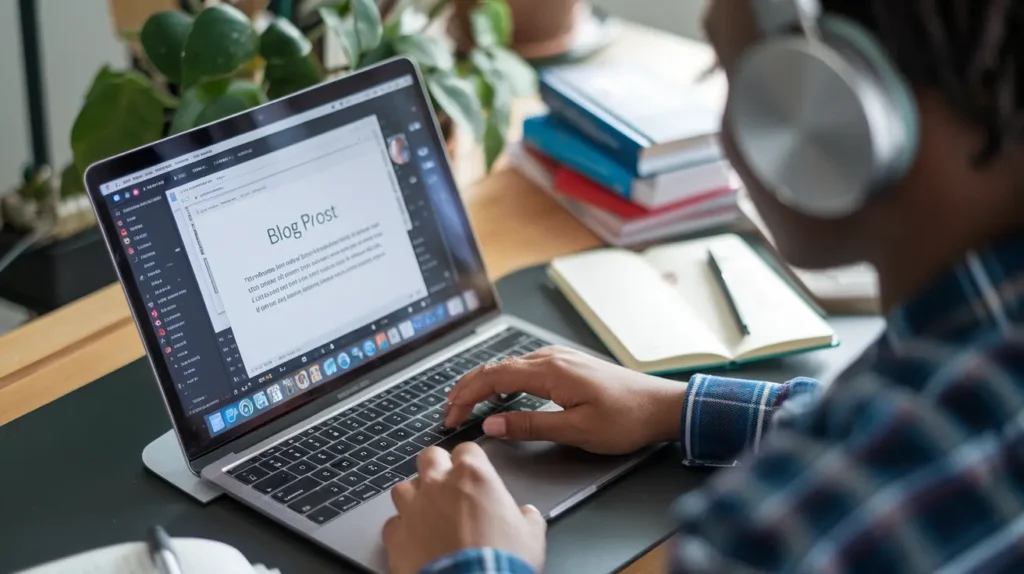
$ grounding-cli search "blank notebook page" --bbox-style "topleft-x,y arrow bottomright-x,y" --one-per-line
550,249 -> 728,363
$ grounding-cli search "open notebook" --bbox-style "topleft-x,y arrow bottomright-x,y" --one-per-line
548,233 -> 837,373
17,538 -> 279,574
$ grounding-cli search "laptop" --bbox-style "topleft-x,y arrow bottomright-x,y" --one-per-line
84,58 -> 652,572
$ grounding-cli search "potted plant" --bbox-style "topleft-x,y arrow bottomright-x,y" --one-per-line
68,0 -> 536,197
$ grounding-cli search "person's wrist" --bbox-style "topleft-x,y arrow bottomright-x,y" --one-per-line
644,380 -> 689,444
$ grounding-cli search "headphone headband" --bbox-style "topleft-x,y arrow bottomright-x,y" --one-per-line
750,0 -> 822,35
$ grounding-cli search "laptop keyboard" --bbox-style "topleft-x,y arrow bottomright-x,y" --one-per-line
226,327 -> 552,525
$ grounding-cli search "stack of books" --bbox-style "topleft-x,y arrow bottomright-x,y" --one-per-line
509,62 -> 740,247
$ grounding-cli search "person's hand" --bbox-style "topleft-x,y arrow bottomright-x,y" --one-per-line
444,346 -> 687,455
382,443 -> 546,574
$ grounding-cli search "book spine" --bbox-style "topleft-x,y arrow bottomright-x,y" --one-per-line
523,119 -> 636,198
540,82 -> 645,174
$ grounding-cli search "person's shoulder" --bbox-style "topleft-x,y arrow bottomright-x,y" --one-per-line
810,332 -> 1024,442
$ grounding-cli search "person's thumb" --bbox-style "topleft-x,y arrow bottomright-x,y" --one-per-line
482,411 -> 577,443
520,503 -> 547,533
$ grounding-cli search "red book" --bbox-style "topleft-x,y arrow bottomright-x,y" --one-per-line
554,168 -> 734,221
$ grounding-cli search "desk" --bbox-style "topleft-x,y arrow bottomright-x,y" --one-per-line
0,22 -> 723,574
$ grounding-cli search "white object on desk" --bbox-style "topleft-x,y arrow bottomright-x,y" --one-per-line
16,538 -> 279,574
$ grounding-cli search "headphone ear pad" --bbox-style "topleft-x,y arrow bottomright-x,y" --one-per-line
819,15 -> 920,175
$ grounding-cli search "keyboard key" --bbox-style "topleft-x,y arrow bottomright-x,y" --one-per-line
336,418 -> 363,433
344,430 -> 374,446
330,456 -> 358,473
383,411 -> 411,427
235,464 -> 270,484
386,427 -> 413,442
375,398 -> 401,412
308,504 -> 341,525
337,472 -> 365,488
436,383 -> 456,397
299,437 -> 328,452
354,407 -> 387,424
369,471 -> 403,490
394,442 -> 420,458
351,483 -> 382,502
426,372 -> 455,386
350,445 -> 381,462
286,459 -> 317,476
259,446 -> 281,458
507,395 -> 549,411
320,480 -> 350,497
393,457 -> 419,478
365,421 -> 393,435
420,408 -> 445,425
322,415 -> 342,426
308,451 -> 335,466
289,485 -> 341,514
375,450 -> 405,467
300,427 -> 320,438
259,455 -> 289,472
318,426 -> 345,441
339,407 -> 360,419
311,466 -> 341,482
329,495 -> 361,513
279,446 -> 311,462
419,394 -> 446,408
436,421 -> 486,452
228,459 -> 258,475
395,389 -> 420,403
282,436 -> 302,447
369,436 -> 398,452
253,470 -> 297,494
410,431 -> 443,449
403,418 -> 430,433
409,381 -> 434,395
325,442 -> 354,457
356,461 -> 387,478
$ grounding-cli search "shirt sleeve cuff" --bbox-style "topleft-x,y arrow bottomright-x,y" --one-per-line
418,548 -> 537,574
680,374 -> 802,466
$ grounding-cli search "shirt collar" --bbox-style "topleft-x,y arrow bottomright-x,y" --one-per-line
887,234 -> 1024,345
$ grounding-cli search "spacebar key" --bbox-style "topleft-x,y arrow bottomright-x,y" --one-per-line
435,420 -> 486,452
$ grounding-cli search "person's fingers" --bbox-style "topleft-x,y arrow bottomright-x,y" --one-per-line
520,503 -> 547,534
450,440 -> 489,466
416,446 -> 452,481
481,410 -> 583,444
382,515 -> 402,548
445,359 -> 556,428
390,480 -> 416,514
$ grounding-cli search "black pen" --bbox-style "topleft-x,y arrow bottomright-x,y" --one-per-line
146,525 -> 183,574
707,249 -> 751,336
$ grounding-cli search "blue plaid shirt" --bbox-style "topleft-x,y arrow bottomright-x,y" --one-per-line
421,235 -> 1024,574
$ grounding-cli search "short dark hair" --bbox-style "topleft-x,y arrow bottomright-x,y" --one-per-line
823,0 -> 1024,163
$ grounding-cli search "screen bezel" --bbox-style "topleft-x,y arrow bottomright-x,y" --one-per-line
84,58 -> 499,461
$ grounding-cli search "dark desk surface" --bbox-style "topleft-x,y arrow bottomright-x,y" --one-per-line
0,265 -> 885,573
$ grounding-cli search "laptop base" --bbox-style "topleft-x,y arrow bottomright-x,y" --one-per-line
143,429 -> 222,504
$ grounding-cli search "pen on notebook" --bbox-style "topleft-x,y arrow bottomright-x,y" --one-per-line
707,249 -> 751,336
147,525 -> 184,574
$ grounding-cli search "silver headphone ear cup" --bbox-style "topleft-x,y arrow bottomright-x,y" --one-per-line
728,39 -> 902,218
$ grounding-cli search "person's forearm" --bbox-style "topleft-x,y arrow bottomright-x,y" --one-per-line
679,375 -> 821,466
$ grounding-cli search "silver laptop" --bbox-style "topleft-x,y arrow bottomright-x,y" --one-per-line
84,58 -> 651,572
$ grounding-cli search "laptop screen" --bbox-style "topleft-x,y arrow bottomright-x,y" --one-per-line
91,65 -> 495,459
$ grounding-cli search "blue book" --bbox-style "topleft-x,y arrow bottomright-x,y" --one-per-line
522,115 -> 733,210
540,63 -> 722,177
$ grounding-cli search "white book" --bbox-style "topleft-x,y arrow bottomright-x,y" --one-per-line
17,538 -> 278,574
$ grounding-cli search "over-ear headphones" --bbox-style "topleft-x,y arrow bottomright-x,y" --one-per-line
726,0 -> 920,219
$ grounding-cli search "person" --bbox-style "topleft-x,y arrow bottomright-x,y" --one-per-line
382,0 -> 1024,572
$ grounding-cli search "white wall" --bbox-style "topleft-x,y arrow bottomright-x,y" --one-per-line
0,0 -> 128,191
591,0 -> 707,40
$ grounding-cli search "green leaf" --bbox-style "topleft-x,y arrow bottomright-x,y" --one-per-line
427,71 -> 485,140
351,0 -> 384,53
71,70 -> 168,176
484,77 -> 511,170
265,54 -> 322,100
393,34 -> 453,70
320,7 -> 361,67
171,78 -> 231,134
194,81 -> 265,126
260,17 -> 312,63
140,11 -> 193,84
84,66 -> 120,102
180,4 -> 259,88
470,0 -> 512,48
486,45 -> 536,96
59,163 -> 85,198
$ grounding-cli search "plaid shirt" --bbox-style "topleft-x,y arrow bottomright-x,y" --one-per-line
421,235 -> 1024,574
